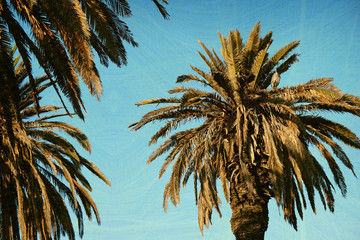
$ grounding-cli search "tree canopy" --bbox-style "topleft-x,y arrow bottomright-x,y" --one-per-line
0,46 -> 111,239
0,0 -> 169,119
130,22 -> 360,239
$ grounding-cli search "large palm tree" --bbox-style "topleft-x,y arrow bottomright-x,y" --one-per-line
0,46 -> 111,239
0,0 -> 169,119
130,22 -> 360,239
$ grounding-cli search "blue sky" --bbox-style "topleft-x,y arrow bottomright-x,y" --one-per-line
45,0 -> 360,239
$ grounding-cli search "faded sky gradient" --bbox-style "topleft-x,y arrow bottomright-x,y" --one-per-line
45,0 -> 360,239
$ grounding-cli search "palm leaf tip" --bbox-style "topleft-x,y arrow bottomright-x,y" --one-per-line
152,0 -> 170,19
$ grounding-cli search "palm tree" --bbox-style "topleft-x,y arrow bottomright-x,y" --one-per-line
130,22 -> 360,239
0,46 -> 111,239
0,0 -> 169,119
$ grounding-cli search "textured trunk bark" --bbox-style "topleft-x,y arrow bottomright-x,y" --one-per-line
1,178 -> 12,240
229,177 -> 270,240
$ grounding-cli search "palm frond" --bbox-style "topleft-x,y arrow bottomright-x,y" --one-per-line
152,0 -> 170,19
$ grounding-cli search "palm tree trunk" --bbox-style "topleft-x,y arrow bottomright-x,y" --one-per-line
229,177 -> 270,240
1,177 -> 12,240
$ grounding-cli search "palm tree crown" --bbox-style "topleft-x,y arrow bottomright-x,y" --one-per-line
0,47 -> 111,240
130,22 -> 360,239
0,0 -> 169,118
